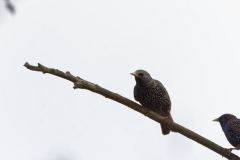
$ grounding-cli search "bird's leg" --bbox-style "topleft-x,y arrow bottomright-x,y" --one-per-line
228,145 -> 240,155
164,111 -> 173,126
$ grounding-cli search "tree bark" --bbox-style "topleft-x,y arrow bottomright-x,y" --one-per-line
24,62 -> 240,160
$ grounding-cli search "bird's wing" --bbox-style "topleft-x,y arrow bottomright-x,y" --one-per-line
230,120 -> 240,132
155,80 -> 171,100
154,80 -> 171,109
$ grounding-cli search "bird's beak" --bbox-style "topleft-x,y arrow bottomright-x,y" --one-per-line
130,72 -> 138,77
213,118 -> 219,122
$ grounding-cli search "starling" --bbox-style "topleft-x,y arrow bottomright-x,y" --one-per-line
213,114 -> 240,154
131,70 -> 172,135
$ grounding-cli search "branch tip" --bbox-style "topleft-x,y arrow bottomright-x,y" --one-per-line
23,62 -> 29,67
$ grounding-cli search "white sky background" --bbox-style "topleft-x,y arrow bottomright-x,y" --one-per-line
1,0 -> 240,160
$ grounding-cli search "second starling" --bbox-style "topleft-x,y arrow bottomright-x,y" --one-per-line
213,114 -> 240,154
131,70 -> 172,135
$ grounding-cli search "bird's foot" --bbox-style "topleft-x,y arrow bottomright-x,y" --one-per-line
164,111 -> 173,126
229,148 -> 233,155
228,146 -> 240,155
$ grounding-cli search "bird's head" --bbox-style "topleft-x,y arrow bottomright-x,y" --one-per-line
213,114 -> 237,127
130,70 -> 153,87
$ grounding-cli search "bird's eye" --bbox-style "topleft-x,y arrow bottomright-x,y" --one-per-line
138,73 -> 143,76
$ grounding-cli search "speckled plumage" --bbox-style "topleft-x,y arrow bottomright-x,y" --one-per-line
214,114 -> 240,153
131,70 -> 172,135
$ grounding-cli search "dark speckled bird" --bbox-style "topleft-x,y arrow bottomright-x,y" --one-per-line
131,70 -> 172,135
213,114 -> 240,153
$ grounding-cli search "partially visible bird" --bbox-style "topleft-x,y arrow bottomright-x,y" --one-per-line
213,114 -> 240,154
131,69 -> 172,135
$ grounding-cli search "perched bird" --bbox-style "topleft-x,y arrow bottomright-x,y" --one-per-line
131,70 -> 172,135
213,114 -> 240,154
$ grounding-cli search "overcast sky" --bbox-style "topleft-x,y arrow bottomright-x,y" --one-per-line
1,0 -> 240,160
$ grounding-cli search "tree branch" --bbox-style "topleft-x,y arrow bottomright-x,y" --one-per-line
24,62 -> 240,160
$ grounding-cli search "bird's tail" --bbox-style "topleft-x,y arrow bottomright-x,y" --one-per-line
160,123 -> 170,135
160,114 -> 174,135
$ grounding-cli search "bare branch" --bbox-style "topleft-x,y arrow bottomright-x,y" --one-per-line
24,62 -> 240,160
